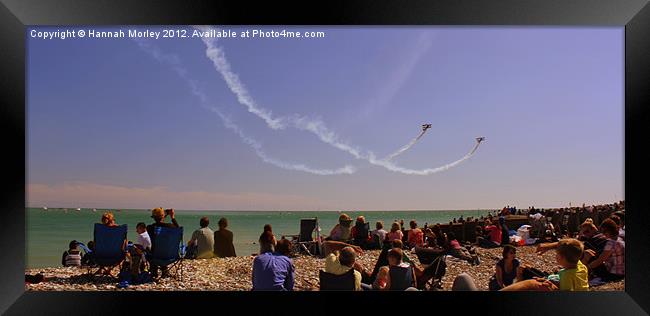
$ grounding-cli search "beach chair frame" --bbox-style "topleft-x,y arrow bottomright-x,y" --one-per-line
148,226 -> 185,282
282,218 -> 322,256
86,224 -> 128,281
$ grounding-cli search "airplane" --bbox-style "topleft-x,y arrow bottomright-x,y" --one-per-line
476,137 -> 486,143
422,124 -> 432,131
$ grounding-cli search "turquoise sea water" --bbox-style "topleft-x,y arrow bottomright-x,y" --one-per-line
26,208 -> 492,268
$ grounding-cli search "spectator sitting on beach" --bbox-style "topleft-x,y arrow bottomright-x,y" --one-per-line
386,222 -> 404,243
187,217 -> 215,259
213,217 -> 236,258
324,246 -> 371,291
537,218 -> 607,266
101,211 -> 118,227
476,219 -> 502,248
608,215 -> 624,242
321,240 -> 363,258
612,211 -> 625,241
493,238 -> 589,291
258,224 -> 274,254
146,208 -> 179,278
489,245 -> 522,290
431,224 -> 448,249
61,240 -> 82,267
587,218 -> 624,282
328,213 -> 353,241
252,238 -> 294,291
448,232 -> 479,265
81,240 -> 95,266
370,221 -> 388,250
499,216 -> 510,245
127,222 -> 151,278
351,216 -> 372,249
407,220 -> 424,248
373,248 -> 418,291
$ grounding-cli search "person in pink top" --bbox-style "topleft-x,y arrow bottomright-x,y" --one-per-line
386,222 -> 404,243
407,220 -> 424,248
476,219 -> 502,248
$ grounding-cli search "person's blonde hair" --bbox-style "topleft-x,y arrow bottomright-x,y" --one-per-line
101,212 -> 115,225
391,221 -> 401,232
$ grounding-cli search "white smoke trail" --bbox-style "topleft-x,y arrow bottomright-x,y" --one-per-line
369,140 -> 483,175
135,39 -> 356,175
385,129 -> 428,161
195,26 -> 485,174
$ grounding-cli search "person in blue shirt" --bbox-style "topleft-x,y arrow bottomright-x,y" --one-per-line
252,233 -> 295,291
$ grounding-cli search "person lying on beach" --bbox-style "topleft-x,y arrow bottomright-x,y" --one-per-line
328,213 -> 353,241
586,218 -> 624,282
213,217 -> 236,258
324,246 -> 370,291
447,232 -> 479,265
61,240 -> 82,267
488,245 -> 522,290
252,238 -> 294,291
373,248 -> 418,291
146,208 -> 179,277
187,217 -> 214,259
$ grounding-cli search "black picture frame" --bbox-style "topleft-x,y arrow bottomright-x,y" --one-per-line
1,0 -> 649,315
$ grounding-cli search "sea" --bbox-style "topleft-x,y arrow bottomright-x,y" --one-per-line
26,207 -> 493,268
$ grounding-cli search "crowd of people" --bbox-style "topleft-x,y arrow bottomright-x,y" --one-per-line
59,201 -> 625,291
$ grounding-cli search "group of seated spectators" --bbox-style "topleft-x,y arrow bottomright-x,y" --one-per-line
62,208 -> 238,279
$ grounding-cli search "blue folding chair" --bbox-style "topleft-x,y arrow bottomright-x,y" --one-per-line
90,223 -> 127,278
147,226 -> 185,281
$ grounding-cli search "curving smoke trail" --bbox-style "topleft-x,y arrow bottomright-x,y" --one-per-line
135,39 -> 356,175
195,26 -> 484,174
384,128 -> 429,161
369,140 -> 483,175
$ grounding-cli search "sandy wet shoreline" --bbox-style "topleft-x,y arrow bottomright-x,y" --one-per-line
25,246 -> 623,291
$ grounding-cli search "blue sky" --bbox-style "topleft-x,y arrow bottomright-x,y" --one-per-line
27,26 -> 624,210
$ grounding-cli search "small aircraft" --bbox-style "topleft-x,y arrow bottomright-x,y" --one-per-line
476,137 -> 486,143
422,124 -> 432,131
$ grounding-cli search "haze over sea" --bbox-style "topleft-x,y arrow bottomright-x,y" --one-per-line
26,207 -> 493,268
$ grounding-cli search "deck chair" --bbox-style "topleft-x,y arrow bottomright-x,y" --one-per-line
89,224 -> 127,278
148,226 -> 185,281
413,246 -> 448,290
282,218 -> 322,256
319,269 -> 356,290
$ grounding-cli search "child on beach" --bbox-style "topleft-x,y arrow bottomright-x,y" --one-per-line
61,240 -> 82,267
128,222 -> 151,278
502,238 -> 588,291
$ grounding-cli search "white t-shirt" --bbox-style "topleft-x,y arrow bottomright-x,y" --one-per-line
136,231 -> 152,250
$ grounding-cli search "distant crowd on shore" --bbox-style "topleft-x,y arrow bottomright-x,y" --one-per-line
56,201 -> 625,291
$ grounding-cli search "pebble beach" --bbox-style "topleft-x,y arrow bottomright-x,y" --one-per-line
25,245 -> 624,291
